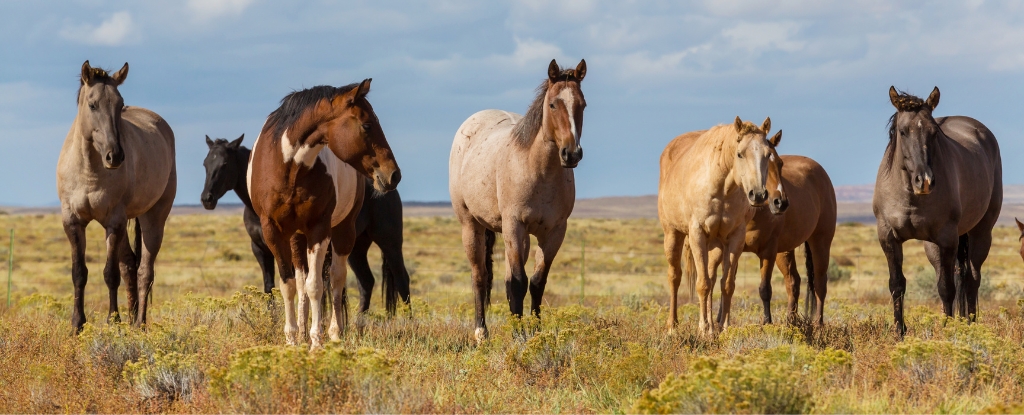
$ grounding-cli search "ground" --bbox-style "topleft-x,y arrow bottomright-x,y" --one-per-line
0,213 -> 1023,413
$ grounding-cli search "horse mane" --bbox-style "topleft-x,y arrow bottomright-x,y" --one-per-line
265,83 -> 359,139
76,66 -> 116,99
511,67 -> 579,146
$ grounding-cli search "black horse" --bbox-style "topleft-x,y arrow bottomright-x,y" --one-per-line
201,135 -> 411,314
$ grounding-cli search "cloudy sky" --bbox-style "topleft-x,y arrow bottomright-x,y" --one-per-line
2,0 -> 1023,206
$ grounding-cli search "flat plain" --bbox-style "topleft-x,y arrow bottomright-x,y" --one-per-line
1,208 -> 1023,413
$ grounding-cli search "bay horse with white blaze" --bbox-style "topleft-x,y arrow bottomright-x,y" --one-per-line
248,80 -> 400,349
450,59 -> 586,343
201,136 -> 410,313
874,86 -> 1002,337
659,118 -> 774,337
57,61 -> 177,332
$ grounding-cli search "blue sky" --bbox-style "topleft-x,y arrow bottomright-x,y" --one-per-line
2,0 -> 1023,205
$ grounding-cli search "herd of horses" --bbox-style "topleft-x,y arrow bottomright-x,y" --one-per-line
55,58 -> 1008,349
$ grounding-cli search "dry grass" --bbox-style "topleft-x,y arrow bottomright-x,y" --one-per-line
0,213 -> 1023,413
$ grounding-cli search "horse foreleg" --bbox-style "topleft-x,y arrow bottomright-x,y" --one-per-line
688,227 -> 715,337
304,236 -> 330,350
530,224 -> 566,318
502,221 -> 530,319
62,215 -> 89,333
663,229 -> 685,331
717,231 -> 744,330
878,229 -> 907,337
290,234 -> 310,344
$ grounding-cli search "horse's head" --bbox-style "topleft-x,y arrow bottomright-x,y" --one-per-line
543,59 -> 587,168
326,79 -> 401,193
201,134 -> 245,209
78,60 -> 128,169
888,86 -> 941,195
1016,218 -> 1024,262
764,132 -> 788,214
733,116 -> 775,207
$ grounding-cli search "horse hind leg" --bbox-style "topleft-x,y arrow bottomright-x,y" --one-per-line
134,204 -> 172,328
757,254 -> 776,325
775,250 -> 801,322
122,219 -> 141,320
663,229 -> 685,331
101,220 -> 127,323
460,222 -> 490,343
808,238 -> 831,326
964,228 -> 993,321
290,234 -> 311,344
262,221 -> 299,345
347,233 -> 374,314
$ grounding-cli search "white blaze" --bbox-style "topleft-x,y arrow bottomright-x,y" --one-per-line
557,88 -> 580,146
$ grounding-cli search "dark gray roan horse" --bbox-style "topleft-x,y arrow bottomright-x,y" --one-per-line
873,86 -> 1002,336
201,135 -> 410,313
57,61 -> 177,332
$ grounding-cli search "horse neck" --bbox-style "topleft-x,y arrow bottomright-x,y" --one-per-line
232,148 -> 254,208
525,126 -> 565,175
67,116 -> 104,175
697,132 -> 741,195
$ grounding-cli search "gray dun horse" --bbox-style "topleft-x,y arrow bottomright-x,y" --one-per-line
247,80 -> 400,349
659,118 -> 774,337
873,86 -> 1002,336
57,61 -> 177,332
449,59 -> 586,343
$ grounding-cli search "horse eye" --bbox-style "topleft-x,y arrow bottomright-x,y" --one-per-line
362,123 -> 372,132
737,152 -> 743,159
88,103 -> 97,110
549,103 -> 555,109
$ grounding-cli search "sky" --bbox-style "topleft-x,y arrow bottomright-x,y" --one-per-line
2,0 -> 1024,206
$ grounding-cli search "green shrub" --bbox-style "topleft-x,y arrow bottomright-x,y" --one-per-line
122,351 -> 203,401
827,258 -> 852,283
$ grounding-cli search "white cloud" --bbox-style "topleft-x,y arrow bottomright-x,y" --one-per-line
187,0 -> 255,20
722,21 -> 805,53
60,11 -> 137,46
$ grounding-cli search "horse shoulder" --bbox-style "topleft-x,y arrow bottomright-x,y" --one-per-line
318,150 -> 360,227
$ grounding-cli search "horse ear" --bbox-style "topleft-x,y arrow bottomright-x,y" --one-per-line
1016,217 -> 1024,234
229,134 -> 244,149
81,60 -> 94,85
575,59 -> 586,82
761,117 -> 771,134
355,78 -> 372,100
926,86 -> 940,110
734,116 -> 743,133
205,135 -> 214,149
889,86 -> 899,108
769,130 -> 782,147
548,59 -> 560,82
111,62 -> 129,85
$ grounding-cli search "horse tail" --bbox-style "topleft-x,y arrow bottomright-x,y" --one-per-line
484,229 -> 496,305
382,255 -> 399,316
683,239 -> 696,302
953,234 -> 970,318
804,241 -> 815,318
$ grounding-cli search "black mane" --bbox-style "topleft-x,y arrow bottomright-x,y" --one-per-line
265,84 -> 359,139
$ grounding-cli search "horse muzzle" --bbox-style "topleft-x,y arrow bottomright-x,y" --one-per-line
770,197 -> 789,215
912,172 -> 933,195
103,149 -> 124,169
747,189 -> 768,207
201,192 -> 217,210
374,168 -> 401,193
560,146 -> 583,168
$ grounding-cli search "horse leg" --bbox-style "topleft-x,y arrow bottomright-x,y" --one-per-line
966,227 -> 993,321
119,220 -> 139,322
501,221 -> 530,319
808,237 -> 831,326
101,219 -> 127,323
664,228 -> 685,330
775,250 -> 801,321
529,224 -> 566,318
378,236 -> 412,313
716,231 -> 744,330
328,217 -> 358,341
757,253 -> 777,325
878,229 -> 907,337
303,232 -> 330,350
262,221 -> 298,345
925,231 -> 958,318
688,227 -> 715,337
245,207 -> 275,294
135,204 -> 171,327
347,233 -> 374,314
460,222 -> 489,343
290,234 -> 310,344
62,215 -> 89,333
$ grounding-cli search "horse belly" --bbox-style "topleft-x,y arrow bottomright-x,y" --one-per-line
449,111 -> 515,230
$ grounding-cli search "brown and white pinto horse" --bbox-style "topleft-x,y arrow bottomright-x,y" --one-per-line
247,80 -> 400,349
450,59 -> 586,343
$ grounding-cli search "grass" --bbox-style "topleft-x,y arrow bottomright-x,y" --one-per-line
0,214 -> 1023,412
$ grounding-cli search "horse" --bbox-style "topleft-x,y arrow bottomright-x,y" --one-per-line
742,154 -> 836,326
57,61 -> 177,332
248,80 -> 400,349
873,86 -> 1002,337
202,136 -> 410,314
1016,218 -> 1024,262
659,117 -> 774,336
449,58 -> 586,343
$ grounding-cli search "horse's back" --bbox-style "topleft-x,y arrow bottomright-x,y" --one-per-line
657,130 -> 704,229
449,109 -> 519,227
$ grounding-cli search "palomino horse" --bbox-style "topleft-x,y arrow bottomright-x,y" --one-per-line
450,59 -> 586,342
57,61 -> 177,332
743,155 -> 836,325
659,117 -> 774,336
874,86 -> 1002,336
202,136 -> 410,312
248,80 -> 400,349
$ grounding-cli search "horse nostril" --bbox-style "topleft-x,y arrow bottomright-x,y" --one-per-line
773,198 -> 782,208
391,169 -> 402,186
105,153 -> 113,163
